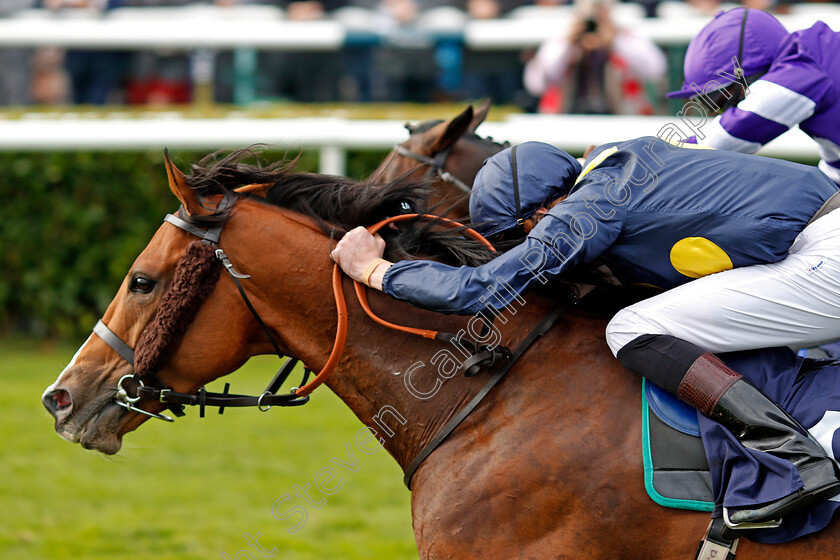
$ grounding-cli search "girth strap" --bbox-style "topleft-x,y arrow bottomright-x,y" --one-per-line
403,297 -> 574,489
696,518 -> 740,560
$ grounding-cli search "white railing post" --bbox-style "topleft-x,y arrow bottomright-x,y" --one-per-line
319,145 -> 347,176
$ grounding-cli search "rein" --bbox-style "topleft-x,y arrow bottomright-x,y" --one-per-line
351,213 -> 581,488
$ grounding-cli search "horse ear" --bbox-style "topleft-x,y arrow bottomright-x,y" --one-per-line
469,99 -> 491,133
164,149 -> 202,215
429,105 -> 474,153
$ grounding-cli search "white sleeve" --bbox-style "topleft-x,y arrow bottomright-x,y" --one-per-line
611,32 -> 667,82
523,36 -> 573,97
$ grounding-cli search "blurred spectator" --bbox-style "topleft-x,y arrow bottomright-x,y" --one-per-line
523,0 -> 666,114
684,0 -> 721,16
458,0 -> 531,105
121,0 -> 193,105
251,0 -> 348,103
43,0 -> 129,105
667,8 -> 840,185
0,0 -> 37,105
30,47 -> 70,104
331,0 -> 439,102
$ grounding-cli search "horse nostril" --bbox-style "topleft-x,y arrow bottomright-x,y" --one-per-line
43,389 -> 73,416
53,390 -> 72,409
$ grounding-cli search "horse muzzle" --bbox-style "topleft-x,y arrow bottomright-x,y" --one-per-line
42,374 -> 133,454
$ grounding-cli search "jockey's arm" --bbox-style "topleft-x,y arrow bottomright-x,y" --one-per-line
691,57 -> 828,155
332,197 -> 624,315
693,81 -> 806,153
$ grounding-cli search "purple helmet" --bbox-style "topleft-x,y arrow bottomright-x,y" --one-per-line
667,8 -> 789,99
469,142 -> 581,238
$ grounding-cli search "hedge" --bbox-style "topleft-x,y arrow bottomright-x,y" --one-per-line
0,149 -> 387,338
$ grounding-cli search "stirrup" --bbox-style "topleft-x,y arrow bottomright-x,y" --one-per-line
722,507 -> 782,530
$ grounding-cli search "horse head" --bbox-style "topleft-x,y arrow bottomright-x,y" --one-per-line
370,100 -> 508,220
41,148 -> 495,457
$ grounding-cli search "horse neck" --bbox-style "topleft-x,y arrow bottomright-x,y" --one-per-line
224,200 -> 551,471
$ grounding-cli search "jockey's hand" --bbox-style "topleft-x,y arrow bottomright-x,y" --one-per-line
330,226 -> 392,290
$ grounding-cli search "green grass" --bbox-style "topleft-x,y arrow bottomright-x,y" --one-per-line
0,339 -> 417,560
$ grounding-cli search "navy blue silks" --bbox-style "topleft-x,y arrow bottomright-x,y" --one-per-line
383,136 -> 836,315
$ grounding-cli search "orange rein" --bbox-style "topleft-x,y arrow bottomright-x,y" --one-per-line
294,214 -> 495,397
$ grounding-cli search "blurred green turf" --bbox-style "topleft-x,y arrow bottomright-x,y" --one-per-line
0,339 -> 417,560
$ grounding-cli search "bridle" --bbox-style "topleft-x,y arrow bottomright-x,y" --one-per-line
97,191 -> 335,422
393,144 -> 473,195
393,134 -> 510,196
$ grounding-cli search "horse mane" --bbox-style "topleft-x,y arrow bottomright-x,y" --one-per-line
183,147 -> 497,267
181,147 -> 640,314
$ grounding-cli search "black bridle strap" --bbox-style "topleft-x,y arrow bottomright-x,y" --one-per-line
136,370 -> 311,409
394,144 -> 472,194
218,248 -> 286,360
403,297 -> 574,489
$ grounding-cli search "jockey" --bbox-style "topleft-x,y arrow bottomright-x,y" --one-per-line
331,138 -> 840,526
667,7 -> 840,185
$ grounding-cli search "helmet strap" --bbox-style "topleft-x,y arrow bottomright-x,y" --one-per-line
511,145 -> 524,228
736,8 -> 749,78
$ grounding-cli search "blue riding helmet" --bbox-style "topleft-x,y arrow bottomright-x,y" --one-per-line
469,141 -> 582,237
667,8 -> 789,99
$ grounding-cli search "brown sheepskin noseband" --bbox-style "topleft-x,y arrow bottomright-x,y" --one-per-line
134,240 -> 223,376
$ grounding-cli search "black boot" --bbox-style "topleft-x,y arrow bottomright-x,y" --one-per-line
681,353 -> 840,524
617,335 -> 840,524
710,373 -> 840,523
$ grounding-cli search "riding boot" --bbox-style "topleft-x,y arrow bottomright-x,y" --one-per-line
617,334 -> 840,524
681,353 -> 840,524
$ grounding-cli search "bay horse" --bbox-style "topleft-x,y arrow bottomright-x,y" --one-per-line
370,100 -> 507,220
41,149 -> 840,558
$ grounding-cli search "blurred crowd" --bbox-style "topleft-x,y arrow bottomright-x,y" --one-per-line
0,0 -> 831,113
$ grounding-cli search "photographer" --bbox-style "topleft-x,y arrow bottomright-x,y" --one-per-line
523,0 -> 666,114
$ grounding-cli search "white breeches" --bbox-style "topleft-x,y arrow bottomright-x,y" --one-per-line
606,209 -> 840,356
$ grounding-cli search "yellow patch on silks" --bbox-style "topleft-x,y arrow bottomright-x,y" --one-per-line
670,237 -> 733,278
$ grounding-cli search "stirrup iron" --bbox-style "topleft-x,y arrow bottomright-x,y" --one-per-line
722,507 -> 782,530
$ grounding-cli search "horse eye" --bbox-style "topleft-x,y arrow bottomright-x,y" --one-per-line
129,275 -> 155,294
398,200 -> 414,214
